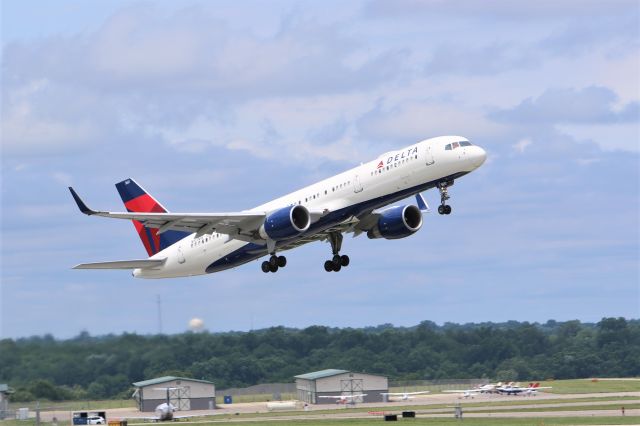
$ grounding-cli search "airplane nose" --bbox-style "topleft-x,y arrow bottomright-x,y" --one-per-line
471,146 -> 487,168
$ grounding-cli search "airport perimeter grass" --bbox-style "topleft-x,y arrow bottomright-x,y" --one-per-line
211,396 -> 639,419
7,400 -> 136,411
389,378 -> 640,395
180,418 -> 640,425
4,418 -> 640,426
534,379 -> 640,394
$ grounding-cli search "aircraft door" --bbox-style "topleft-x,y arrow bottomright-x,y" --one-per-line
177,246 -> 186,264
425,145 -> 435,166
353,175 -> 363,193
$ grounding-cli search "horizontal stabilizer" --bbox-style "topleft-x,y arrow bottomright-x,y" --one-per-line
73,259 -> 165,270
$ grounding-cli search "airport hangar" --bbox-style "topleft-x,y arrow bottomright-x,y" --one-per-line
132,376 -> 215,412
295,369 -> 388,404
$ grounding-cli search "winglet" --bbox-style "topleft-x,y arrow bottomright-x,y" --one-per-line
415,193 -> 430,212
68,187 -> 96,215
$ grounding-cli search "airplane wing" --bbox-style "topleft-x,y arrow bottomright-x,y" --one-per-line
381,391 -> 429,396
70,187 -> 266,240
73,259 -> 165,269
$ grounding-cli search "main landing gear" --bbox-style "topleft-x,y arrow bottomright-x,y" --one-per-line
261,254 -> 287,273
324,232 -> 350,272
437,181 -> 453,215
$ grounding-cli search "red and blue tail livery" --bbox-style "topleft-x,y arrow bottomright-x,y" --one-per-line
115,179 -> 189,256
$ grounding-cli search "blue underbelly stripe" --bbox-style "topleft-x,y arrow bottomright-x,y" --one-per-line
205,171 -> 467,273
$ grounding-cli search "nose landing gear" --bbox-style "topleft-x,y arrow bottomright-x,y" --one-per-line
324,232 -> 350,272
437,181 -> 453,215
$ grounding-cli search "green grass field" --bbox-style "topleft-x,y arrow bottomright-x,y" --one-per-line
162,418 -> 640,425
3,415 -> 639,426
388,378 -> 640,395
532,379 -> 640,394
7,400 -> 136,412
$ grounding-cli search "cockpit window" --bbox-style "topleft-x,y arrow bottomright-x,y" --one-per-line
446,141 -> 473,150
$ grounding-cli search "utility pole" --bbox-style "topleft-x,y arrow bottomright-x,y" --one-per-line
157,295 -> 163,334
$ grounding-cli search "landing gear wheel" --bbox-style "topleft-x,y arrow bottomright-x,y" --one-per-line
325,232 -> 350,271
437,181 -> 453,215
269,255 -> 278,267
269,263 -> 278,273
261,261 -> 270,273
277,256 -> 287,267
324,260 -> 334,272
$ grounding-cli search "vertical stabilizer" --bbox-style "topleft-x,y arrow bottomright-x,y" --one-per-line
115,179 -> 189,256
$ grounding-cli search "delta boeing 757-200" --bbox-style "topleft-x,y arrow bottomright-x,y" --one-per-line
69,135 -> 486,278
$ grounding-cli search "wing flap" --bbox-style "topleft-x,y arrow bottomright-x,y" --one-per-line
73,259 -> 166,270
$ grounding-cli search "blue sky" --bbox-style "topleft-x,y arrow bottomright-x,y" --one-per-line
1,0 -> 638,338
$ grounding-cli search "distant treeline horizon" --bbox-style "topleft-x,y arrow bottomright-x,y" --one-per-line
1,318 -> 638,402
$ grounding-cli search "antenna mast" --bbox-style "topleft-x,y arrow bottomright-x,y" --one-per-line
157,294 -> 163,334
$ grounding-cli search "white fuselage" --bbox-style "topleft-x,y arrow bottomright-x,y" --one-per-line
134,136 -> 486,278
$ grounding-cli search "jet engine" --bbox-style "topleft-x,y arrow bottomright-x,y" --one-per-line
367,205 -> 423,240
259,205 -> 311,240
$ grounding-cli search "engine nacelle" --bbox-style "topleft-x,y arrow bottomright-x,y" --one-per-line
367,205 -> 423,240
259,205 -> 311,240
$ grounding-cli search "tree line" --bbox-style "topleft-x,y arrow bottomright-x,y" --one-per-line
1,318 -> 637,402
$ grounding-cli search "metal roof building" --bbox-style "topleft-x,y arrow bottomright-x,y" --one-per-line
0,384 -> 14,420
132,376 -> 215,412
295,369 -> 388,404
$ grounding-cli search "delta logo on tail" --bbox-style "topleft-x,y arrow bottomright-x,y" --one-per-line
376,161 -> 384,169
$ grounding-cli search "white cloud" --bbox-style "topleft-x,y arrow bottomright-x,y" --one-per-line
513,138 -> 532,153
358,101 -> 505,143
51,172 -> 73,186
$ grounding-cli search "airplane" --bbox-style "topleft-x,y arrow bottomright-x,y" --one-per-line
442,382 -> 503,398
69,135 -> 486,278
495,382 -> 552,396
128,387 -> 212,421
318,394 -> 368,404
380,390 -> 430,400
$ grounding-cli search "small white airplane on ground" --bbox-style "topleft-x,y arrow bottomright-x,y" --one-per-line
496,382 -> 552,396
380,390 -> 430,400
127,387 -> 211,422
443,389 -> 480,399
69,136 -> 486,278
443,382 -> 504,398
318,394 -> 368,404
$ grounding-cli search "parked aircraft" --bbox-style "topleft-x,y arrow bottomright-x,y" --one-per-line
129,387 -> 206,421
496,382 -> 552,396
69,136 -> 486,278
380,390 -> 430,400
318,394 -> 368,404
442,389 -> 480,399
